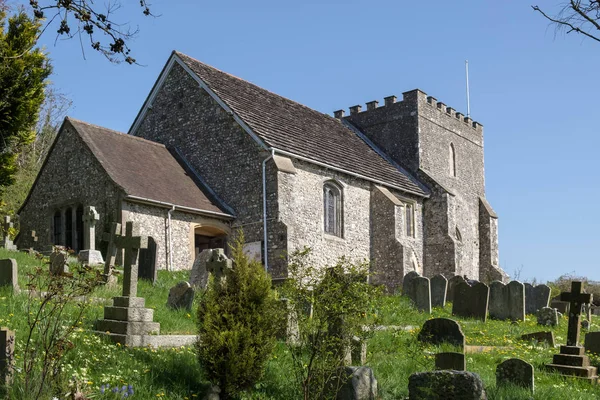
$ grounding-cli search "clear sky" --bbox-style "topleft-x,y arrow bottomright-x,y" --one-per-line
16,0 -> 600,283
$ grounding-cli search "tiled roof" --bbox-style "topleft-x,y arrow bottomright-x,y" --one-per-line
67,118 -> 230,215
176,52 -> 427,197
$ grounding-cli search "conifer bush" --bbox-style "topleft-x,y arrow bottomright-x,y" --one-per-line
196,233 -> 282,399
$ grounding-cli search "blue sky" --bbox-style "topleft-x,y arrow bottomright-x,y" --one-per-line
17,0 -> 600,283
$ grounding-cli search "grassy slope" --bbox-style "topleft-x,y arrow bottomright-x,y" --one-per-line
1,248 -> 600,399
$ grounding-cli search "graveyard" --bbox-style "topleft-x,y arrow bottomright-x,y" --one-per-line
1,247 -> 600,399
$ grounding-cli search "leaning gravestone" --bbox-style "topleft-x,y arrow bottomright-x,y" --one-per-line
414,276 -> 431,313
402,271 -> 420,302
488,280 -> 525,321
524,283 -> 551,314
417,318 -> 465,349
496,358 -> 534,393
336,366 -> 377,400
430,274 -> 447,308
408,370 -> 486,400
520,331 -> 555,347
0,328 -> 15,385
139,236 -> 158,283
190,249 -> 214,289
536,307 -> 559,327
447,275 -> 467,303
452,281 -> 489,322
584,332 -> 600,355
435,352 -> 466,371
166,281 -> 195,311
0,259 -> 18,292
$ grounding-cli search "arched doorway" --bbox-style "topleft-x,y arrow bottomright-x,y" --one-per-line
194,225 -> 228,258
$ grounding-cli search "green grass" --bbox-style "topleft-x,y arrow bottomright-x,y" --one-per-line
2,248 -> 600,399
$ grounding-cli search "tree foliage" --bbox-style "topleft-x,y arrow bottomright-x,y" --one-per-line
533,1 -> 600,43
0,8 -> 51,197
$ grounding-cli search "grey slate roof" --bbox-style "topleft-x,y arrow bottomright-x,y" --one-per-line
176,52 -> 427,197
67,118 -> 231,215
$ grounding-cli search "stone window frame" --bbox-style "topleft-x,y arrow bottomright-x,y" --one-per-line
404,202 -> 415,238
50,203 -> 85,251
449,142 -> 457,177
455,226 -> 463,242
323,180 -> 343,238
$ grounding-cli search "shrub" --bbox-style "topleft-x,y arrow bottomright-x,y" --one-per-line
196,233 -> 282,399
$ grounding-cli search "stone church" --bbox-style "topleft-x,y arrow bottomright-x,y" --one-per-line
17,51 -> 507,291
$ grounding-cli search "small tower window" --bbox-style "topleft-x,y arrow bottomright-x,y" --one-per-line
449,143 -> 457,177
323,181 -> 343,237
405,203 -> 415,238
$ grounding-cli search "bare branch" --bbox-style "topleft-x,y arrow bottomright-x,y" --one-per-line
532,2 -> 600,43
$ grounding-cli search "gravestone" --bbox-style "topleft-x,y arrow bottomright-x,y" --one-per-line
347,336 -> 367,366
408,370 -> 486,400
101,222 -> 121,284
95,222 -> 160,346
536,307 -> 559,327
435,352 -> 466,371
0,259 -> 18,291
452,281 -> 489,322
488,280 -> 525,321
139,236 -> 158,283
417,318 -> 465,349
1,217 -> 17,251
206,249 -> 233,281
78,206 -> 104,265
496,358 -> 534,393
430,274 -> 447,308
277,298 -> 299,345
550,296 -> 570,315
190,249 -> 213,289
546,281 -> 597,381
336,366 -> 377,400
584,332 -> 600,355
402,271 -> 420,301
447,275 -> 467,303
520,331 -> 555,347
524,283 -> 551,314
0,328 -> 15,385
414,276 -> 431,313
49,249 -> 69,275
166,281 -> 195,311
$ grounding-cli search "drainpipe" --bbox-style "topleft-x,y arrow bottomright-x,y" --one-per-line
262,149 -> 275,272
167,205 -> 175,271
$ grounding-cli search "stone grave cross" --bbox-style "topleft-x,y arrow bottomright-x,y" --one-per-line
206,249 -> 232,281
83,206 -> 100,250
1,217 -> 16,250
561,281 -> 592,346
114,221 -> 147,297
101,222 -> 122,277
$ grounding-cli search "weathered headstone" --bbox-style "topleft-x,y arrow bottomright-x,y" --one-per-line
1,217 -> 17,251
402,271 -> 420,301
139,236 -> 158,283
546,281 -> 597,381
336,366 -> 377,400
101,222 -> 121,283
520,331 -> 555,347
430,274 -> 447,308
447,275 -> 467,303
190,249 -> 214,289
550,297 -> 570,315
49,248 -> 69,275
488,280 -> 525,321
414,276 -> 431,313
0,259 -> 18,291
166,281 -> 195,311
206,249 -> 232,281
0,328 -> 15,386
452,281 -> 489,322
343,336 -> 367,366
524,283 -> 551,314
78,206 -> 104,265
496,358 -> 534,393
435,352 -> 466,371
417,318 -> 465,349
584,331 -> 600,355
536,307 -> 559,327
408,370 -> 486,400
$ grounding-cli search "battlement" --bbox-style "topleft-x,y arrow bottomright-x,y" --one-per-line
334,89 -> 483,132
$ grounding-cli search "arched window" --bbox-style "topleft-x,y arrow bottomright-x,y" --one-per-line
323,181 -> 343,237
53,210 -> 62,245
75,205 -> 84,251
449,143 -> 456,177
65,207 -> 73,249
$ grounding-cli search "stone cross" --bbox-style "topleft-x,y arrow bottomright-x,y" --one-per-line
206,249 -> 233,281
561,281 -> 592,346
82,206 -> 100,250
114,221 -> 147,297
102,222 -> 122,276
1,217 -> 16,250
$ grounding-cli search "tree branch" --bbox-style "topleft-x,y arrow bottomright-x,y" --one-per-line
532,3 -> 600,43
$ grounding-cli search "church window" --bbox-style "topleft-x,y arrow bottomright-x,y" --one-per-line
405,203 -> 415,238
323,181 -> 343,237
53,210 -> 62,245
455,227 -> 462,242
75,205 -> 84,252
65,207 -> 73,249
449,143 -> 457,177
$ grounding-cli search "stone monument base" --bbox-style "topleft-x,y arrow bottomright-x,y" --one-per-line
546,346 -> 598,382
95,296 -> 160,345
79,249 -> 104,265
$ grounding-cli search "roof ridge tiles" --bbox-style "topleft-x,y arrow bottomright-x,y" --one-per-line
66,117 -> 167,148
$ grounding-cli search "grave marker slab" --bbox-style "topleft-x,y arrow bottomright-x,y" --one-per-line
336,366 -> 377,400
166,281 -> 195,311
584,332 -> 600,355
402,271 -> 420,301
417,318 -> 465,349
496,358 -> 534,393
0,328 -> 15,386
414,276 -> 431,313
0,259 -> 18,291
520,331 -> 555,347
489,280 -> 525,321
452,281 -> 489,322
435,352 -> 466,371
525,283 -> 551,314
49,249 -> 69,275
430,274 -> 447,308
408,370 -> 486,400
447,275 -> 467,303
139,236 -> 158,283
536,307 -> 559,327
190,249 -> 213,289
